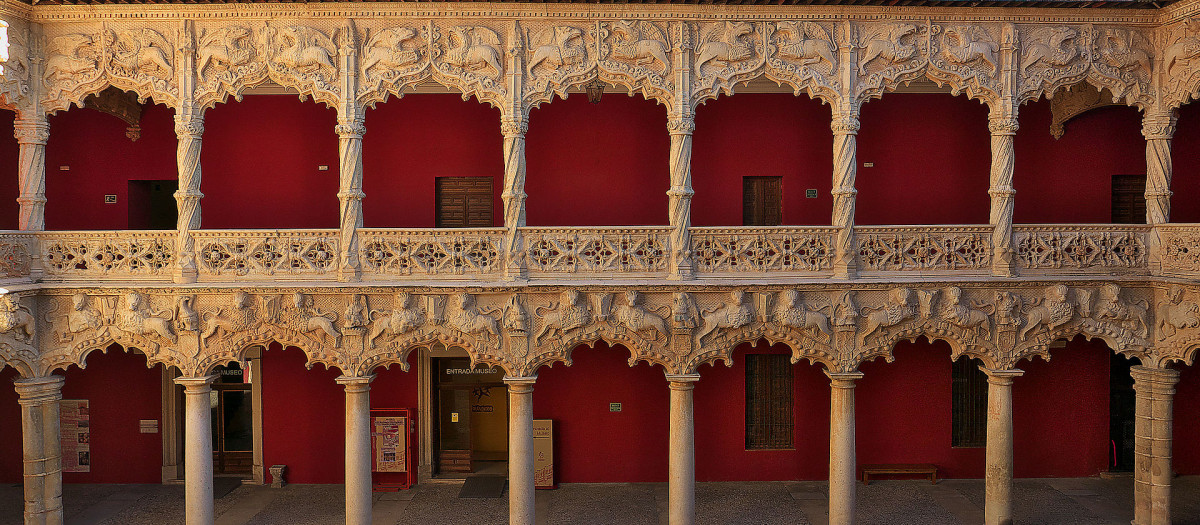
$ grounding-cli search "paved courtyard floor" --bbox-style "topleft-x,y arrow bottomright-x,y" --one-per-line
1,476 -> 1198,525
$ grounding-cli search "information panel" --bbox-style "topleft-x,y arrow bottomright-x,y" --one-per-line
372,416 -> 408,473
534,419 -> 554,489
60,400 -> 90,473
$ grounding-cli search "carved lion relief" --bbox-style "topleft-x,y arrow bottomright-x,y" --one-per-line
1018,25 -> 1088,103
693,21 -> 763,102
928,24 -> 1001,102
854,22 -> 928,102
597,20 -> 673,103
763,21 -> 839,102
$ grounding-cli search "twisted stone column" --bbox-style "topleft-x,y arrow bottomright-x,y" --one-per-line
174,114 -> 205,284
831,115 -> 859,279
15,376 -> 63,525
505,376 -> 537,525
1142,113 -> 1176,225
983,368 -> 1023,525
336,117 -> 366,282
667,116 -> 695,281
14,116 -> 49,232
667,374 -> 699,525
176,375 -> 216,525
988,116 -> 1018,278
501,117 -> 528,281
1131,366 -> 1179,525
827,371 -> 862,525
337,375 -> 375,525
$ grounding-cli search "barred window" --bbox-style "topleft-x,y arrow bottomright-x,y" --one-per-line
951,356 -> 987,448
745,354 -> 794,450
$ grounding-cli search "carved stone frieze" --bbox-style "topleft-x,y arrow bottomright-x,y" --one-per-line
927,24 -> 1001,103
762,21 -> 839,103
357,24 -> 430,106
1017,25 -> 1088,105
431,22 -> 506,107
598,20 -> 673,104
854,21 -> 928,103
692,21 -> 764,104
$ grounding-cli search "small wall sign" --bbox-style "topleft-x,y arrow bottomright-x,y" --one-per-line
103,195 -> 117,204
806,189 -> 818,199
609,403 -> 622,413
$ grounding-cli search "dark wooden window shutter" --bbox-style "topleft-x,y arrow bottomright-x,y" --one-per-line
1111,174 -> 1146,224
951,356 -> 987,448
745,354 -> 794,450
436,177 -> 494,228
743,176 -> 783,227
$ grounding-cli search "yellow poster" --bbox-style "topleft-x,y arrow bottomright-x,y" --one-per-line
372,416 -> 407,473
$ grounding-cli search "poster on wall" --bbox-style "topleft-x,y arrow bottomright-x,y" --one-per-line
371,416 -> 407,473
60,400 -> 90,473
533,419 -> 554,489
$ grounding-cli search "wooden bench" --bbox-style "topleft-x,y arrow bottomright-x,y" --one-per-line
860,464 -> 938,485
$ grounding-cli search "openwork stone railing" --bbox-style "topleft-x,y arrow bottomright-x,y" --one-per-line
1156,224 -> 1200,274
41,231 -> 175,279
691,227 -> 836,275
195,230 -> 338,278
856,226 -> 993,273
1014,225 -> 1150,273
0,233 -> 35,279
359,228 -> 504,278
522,227 -> 670,276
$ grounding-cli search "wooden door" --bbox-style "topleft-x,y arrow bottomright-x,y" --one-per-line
743,176 -> 783,226
1111,174 -> 1146,224
436,177 -> 494,228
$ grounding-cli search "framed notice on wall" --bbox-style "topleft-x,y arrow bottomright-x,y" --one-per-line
371,408 -> 417,490
60,400 -> 90,473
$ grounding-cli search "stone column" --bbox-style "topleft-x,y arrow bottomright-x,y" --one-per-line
14,116 -> 49,232
15,375 -> 64,525
667,374 -> 699,525
174,112 -> 205,284
505,376 -> 537,525
1131,366 -> 1179,525
1142,112 -> 1176,226
336,116 -> 366,282
176,375 -> 216,525
501,116 -> 529,281
827,371 -> 862,525
667,115 -> 695,281
988,115 -> 1018,277
337,375 -> 375,525
831,114 -> 859,279
982,368 -> 1023,525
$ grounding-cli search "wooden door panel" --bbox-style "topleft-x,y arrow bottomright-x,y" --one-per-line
436,177 -> 494,228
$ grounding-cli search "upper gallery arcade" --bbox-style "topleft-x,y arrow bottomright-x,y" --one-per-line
0,1 -> 1199,525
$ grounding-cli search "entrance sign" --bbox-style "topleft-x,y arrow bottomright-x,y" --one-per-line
371,408 -> 417,490
60,400 -> 90,473
534,419 -> 554,489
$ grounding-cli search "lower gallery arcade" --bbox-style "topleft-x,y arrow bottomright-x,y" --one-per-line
2,284 -> 1199,525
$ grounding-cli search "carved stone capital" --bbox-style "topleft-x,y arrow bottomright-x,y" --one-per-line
667,117 -> 695,135
988,117 -> 1020,135
980,367 -> 1024,385
831,116 -> 860,135
13,119 -> 50,145
335,119 -> 367,138
501,117 -> 529,137
173,117 -> 205,139
13,375 -> 64,404
1142,114 -> 1177,141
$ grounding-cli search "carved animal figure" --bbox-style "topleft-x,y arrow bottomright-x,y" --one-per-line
197,26 -> 255,81
775,21 -> 836,75
672,292 -> 699,330
1097,28 -> 1152,75
272,27 -> 336,76
448,293 -> 500,340
942,26 -> 997,74
445,26 -> 502,78
0,294 -> 34,343
615,291 -> 667,339
535,290 -> 592,345
368,292 -> 424,346
117,293 -> 176,343
939,287 -> 991,341
917,289 -> 940,319
44,34 -> 100,84
696,21 -> 755,70
65,293 -> 105,335
504,295 -> 528,332
1021,26 -> 1080,71
857,23 -> 918,75
1158,285 -> 1200,338
773,289 -> 832,342
108,29 -> 172,79
2,30 -> 29,86
1019,284 -> 1075,340
697,290 -> 755,344
528,26 -> 586,75
345,294 -> 369,329
203,291 -> 258,342
1164,19 -> 1200,77
1094,283 -> 1148,338
175,295 -> 199,332
610,20 -> 670,75
834,291 -> 858,326
280,293 -> 341,347
858,287 -> 916,346
361,27 -> 422,78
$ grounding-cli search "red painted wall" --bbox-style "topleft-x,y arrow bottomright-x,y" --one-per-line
202,97 -> 339,229
1015,100 -> 1144,224
59,346 -> 163,483
1174,363 -> 1200,474
0,111 -> 20,230
856,94 -> 991,225
1013,337 -> 1111,477
0,367 -> 22,484
857,340 -> 985,479
525,95 -> 669,226
260,344 -> 419,484
533,342 -> 669,483
43,104 -> 177,231
694,342 -> 830,481
691,94 -> 833,227
362,95 -> 503,228
1170,102 -> 1200,224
